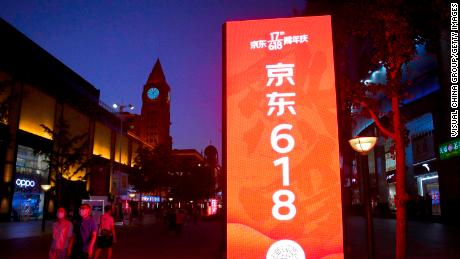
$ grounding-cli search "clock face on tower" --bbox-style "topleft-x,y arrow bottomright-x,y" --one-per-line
147,87 -> 159,100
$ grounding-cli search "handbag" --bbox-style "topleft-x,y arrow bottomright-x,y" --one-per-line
97,215 -> 113,247
100,229 -> 112,237
98,215 -> 112,237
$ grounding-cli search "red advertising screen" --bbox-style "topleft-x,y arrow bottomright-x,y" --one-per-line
224,16 -> 343,259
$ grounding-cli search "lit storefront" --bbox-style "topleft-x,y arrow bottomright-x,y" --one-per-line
414,168 -> 441,215
409,114 -> 440,216
381,113 -> 441,215
386,171 -> 396,211
12,145 -> 49,221
0,19 -> 153,222
141,195 -> 161,209
384,138 -> 397,211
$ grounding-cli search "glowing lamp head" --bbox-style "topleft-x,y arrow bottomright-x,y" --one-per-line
349,136 -> 377,155
128,193 -> 136,198
41,184 -> 51,191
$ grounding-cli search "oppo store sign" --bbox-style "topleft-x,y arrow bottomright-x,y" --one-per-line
15,178 -> 36,188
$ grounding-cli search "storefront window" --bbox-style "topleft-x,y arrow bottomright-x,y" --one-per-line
388,183 -> 396,210
415,172 -> 441,216
12,145 -> 49,221
384,139 -> 396,172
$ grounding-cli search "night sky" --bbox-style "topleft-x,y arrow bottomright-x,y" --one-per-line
0,0 -> 305,160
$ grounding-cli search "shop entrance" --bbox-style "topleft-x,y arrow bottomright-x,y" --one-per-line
416,173 -> 441,216
12,145 -> 49,221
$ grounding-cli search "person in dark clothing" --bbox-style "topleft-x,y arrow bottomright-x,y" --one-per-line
424,192 -> 432,218
167,209 -> 176,232
72,204 -> 97,259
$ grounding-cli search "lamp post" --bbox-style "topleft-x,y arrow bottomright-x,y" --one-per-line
349,136 -> 377,259
129,192 -> 136,200
112,103 -> 134,195
40,184 -> 51,232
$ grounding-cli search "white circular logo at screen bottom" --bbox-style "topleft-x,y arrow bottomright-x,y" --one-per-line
266,239 -> 306,259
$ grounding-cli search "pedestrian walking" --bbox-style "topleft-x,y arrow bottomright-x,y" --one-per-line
424,192 -> 433,218
192,206 -> 199,224
122,204 -> 131,226
72,203 -> 98,259
94,205 -> 117,259
49,207 -> 74,259
167,208 -> 176,233
175,209 -> 186,236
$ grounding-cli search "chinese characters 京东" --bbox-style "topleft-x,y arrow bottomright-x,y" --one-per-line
250,31 -> 309,51
265,62 -> 297,221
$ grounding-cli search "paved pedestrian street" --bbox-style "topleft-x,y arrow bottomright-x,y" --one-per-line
0,214 -> 224,259
0,214 -> 459,258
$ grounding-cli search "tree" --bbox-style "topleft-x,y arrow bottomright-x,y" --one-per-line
35,115 -> 96,206
130,146 -> 156,193
336,1 -> 448,258
130,144 -> 173,194
172,160 -> 215,202
131,146 -> 215,203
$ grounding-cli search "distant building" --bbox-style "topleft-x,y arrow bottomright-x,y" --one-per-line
120,59 -> 172,150
204,145 -> 222,196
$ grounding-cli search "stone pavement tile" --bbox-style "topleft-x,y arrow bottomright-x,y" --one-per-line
0,220 -> 53,240
0,234 -> 51,259
112,218 -> 223,259
1,215 -> 458,259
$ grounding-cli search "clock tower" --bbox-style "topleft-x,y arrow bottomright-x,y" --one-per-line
140,58 -> 172,148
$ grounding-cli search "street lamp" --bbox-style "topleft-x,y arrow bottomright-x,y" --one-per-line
349,136 -> 377,154
128,192 -> 136,209
112,103 -> 134,195
112,103 -> 135,112
349,136 -> 377,259
128,192 -> 136,200
40,184 -> 51,232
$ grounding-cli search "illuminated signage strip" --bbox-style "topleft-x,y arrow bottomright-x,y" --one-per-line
141,196 -> 161,202
439,138 -> 460,160
16,178 -> 36,188
225,16 -> 343,259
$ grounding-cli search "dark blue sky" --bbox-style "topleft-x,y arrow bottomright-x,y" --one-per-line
0,0 -> 305,158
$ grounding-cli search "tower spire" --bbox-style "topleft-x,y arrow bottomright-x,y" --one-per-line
147,58 -> 166,84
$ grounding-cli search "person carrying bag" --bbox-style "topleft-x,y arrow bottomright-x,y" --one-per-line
94,205 -> 116,259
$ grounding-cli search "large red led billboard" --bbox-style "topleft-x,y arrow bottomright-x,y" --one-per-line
224,16 -> 343,259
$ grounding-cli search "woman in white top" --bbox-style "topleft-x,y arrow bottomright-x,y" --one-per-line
94,205 -> 117,259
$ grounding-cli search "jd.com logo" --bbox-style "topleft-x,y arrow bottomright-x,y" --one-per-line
15,179 -> 35,188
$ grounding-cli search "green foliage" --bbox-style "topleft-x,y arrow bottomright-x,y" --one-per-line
34,116 -> 95,180
338,0 -> 448,138
341,0 -> 448,94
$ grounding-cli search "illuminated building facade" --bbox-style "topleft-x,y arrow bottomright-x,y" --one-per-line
0,18 -> 149,221
305,1 -> 459,223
